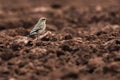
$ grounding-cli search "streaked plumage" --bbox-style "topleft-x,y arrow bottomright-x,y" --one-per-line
29,17 -> 46,36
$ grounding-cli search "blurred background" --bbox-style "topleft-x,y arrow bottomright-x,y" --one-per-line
0,0 -> 119,31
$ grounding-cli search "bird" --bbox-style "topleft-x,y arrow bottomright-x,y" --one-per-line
28,17 -> 46,36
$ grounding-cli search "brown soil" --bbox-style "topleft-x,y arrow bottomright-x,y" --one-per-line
0,0 -> 120,80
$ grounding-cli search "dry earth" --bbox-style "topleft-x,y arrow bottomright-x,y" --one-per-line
0,0 -> 120,80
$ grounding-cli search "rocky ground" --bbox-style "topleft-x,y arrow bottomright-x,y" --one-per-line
0,0 -> 120,80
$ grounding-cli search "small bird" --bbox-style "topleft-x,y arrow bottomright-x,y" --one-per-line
29,17 -> 46,36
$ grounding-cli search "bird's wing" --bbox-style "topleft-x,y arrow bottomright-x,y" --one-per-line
32,22 -> 43,32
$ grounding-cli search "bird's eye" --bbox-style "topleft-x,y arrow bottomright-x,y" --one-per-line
41,18 -> 46,21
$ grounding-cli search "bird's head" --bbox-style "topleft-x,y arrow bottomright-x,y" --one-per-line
40,17 -> 46,23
